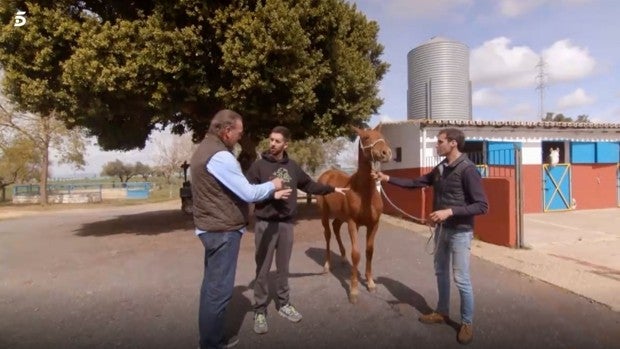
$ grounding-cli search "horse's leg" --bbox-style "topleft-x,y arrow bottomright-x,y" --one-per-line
365,222 -> 379,293
347,220 -> 361,304
332,218 -> 347,264
321,213 -> 332,273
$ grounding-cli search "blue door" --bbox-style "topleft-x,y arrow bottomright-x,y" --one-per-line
543,164 -> 572,211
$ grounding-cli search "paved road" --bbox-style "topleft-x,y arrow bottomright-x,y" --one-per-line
1,201 -> 619,349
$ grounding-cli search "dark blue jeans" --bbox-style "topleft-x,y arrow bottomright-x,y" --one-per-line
198,231 -> 242,349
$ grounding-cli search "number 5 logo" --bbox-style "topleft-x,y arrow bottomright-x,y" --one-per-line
14,10 -> 27,27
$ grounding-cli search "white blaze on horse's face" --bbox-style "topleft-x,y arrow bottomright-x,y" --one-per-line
354,124 -> 392,164
548,147 -> 560,167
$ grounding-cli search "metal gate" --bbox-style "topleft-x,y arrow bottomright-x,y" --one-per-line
543,164 -> 572,211
480,142 -> 524,248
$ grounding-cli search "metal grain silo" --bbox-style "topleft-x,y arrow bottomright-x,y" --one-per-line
407,37 -> 471,120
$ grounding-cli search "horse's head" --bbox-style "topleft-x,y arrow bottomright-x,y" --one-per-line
352,124 -> 392,165
548,147 -> 560,167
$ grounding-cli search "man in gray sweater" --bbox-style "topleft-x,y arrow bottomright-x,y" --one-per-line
246,126 -> 347,335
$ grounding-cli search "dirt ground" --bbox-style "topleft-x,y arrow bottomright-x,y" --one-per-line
1,200 -> 619,349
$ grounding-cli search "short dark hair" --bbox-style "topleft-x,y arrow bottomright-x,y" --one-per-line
270,126 -> 291,142
208,109 -> 242,135
439,128 -> 465,151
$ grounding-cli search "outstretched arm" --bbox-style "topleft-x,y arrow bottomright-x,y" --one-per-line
296,164 -> 336,195
372,170 -> 434,188
207,151 -> 277,202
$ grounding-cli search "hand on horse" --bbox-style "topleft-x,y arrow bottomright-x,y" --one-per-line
334,187 -> 350,196
428,208 -> 453,224
274,188 -> 293,200
371,170 -> 389,182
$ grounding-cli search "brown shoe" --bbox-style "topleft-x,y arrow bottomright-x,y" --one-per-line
418,312 -> 448,324
457,323 -> 473,345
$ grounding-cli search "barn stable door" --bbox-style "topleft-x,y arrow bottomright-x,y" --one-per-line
543,164 -> 572,211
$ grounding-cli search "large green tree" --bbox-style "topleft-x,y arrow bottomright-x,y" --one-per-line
0,0 -> 388,170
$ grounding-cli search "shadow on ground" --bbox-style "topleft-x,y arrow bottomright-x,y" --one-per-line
224,285 -> 253,338
375,276 -> 433,316
304,246 -> 353,298
74,210 -> 194,237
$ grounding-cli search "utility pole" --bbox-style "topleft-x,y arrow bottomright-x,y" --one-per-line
535,57 -> 548,120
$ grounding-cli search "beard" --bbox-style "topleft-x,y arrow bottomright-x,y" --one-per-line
270,147 -> 283,156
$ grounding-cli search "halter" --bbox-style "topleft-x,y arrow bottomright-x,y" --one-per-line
359,138 -> 386,170
359,138 -> 386,150
359,138 -> 386,190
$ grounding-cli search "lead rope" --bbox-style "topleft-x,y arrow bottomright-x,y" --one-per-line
361,138 -> 441,255
377,181 -> 442,255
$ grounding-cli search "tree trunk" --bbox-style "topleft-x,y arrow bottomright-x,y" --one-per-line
40,143 -> 49,206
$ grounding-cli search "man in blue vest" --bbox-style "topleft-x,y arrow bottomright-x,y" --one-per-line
190,110 -> 292,349
372,128 -> 488,345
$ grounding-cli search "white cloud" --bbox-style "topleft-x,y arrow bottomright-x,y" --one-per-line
506,102 -> 537,120
365,0 -> 473,19
472,88 -> 506,107
497,0 -> 594,17
470,37 -> 539,89
498,0 -> 545,17
556,88 -> 596,109
471,37 -> 596,90
370,113 -> 395,127
542,40 -> 596,83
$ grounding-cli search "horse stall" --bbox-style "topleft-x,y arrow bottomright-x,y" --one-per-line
379,119 -> 620,247
541,140 -> 572,212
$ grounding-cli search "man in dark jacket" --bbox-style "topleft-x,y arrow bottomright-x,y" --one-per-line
246,126 -> 347,335
372,128 -> 488,346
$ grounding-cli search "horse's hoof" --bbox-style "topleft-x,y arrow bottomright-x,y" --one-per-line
368,286 -> 377,293
349,294 -> 358,304
323,266 -> 330,274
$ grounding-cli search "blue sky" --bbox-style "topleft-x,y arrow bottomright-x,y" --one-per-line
54,0 -> 620,176
357,0 -> 620,126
